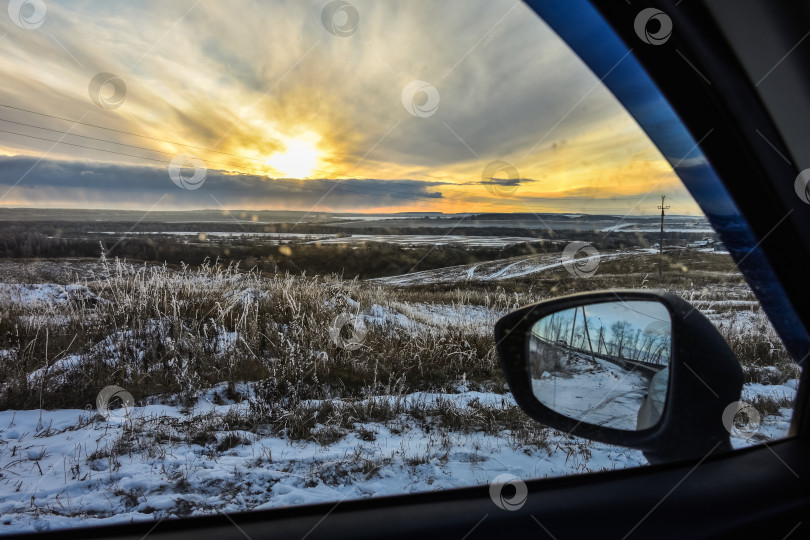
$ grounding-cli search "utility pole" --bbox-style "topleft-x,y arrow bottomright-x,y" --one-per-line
658,195 -> 670,282
567,306 -> 578,365
582,311 -> 595,363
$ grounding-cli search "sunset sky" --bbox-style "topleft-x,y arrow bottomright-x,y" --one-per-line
0,0 -> 702,215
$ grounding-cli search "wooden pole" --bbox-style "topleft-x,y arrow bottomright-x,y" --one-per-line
582,309 -> 596,362
567,307 -> 578,364
658,195 -> 670,282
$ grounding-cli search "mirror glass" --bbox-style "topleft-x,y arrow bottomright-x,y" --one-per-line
527,300 -> 672,431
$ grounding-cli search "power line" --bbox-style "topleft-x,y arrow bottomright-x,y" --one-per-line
657,194 -> 670,282
0,124 -> 531,212
0,103 -> 663,214
0,115 -> 654,207
0,126 -> 442,204
0,111 -> 361,181
0,116 -> 286,176
0,116 -> 479,205
0,113 -> 508,207
0,102 -> 353,163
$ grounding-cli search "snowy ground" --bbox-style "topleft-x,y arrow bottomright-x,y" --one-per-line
600,223 -> 715,233
95,231 -> 544,248
306,234 -> 542,248
372,249 -> 644,286
0,381 -> 794,533
0,283 -> 103,307
0,261 -> 801,534
532,352 -> 652,431
0,390 -> 643,533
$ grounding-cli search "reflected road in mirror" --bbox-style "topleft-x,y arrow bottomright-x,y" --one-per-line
527,300 -> 672,431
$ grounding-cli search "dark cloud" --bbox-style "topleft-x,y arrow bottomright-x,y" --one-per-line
464,177 -> 533,187
0,156 -> 444,210
481,177 -> 528,187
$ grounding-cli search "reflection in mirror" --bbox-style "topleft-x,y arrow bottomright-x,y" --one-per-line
527,301 -> 672,431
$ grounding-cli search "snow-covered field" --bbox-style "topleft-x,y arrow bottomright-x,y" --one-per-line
0,257 -> 800,534
373,249 -> 644,285
0,390 -> 645,532
600,223 -> 715,233
98,231 -> 336,243
306,234 -> 541,247
96,231 -> 544,248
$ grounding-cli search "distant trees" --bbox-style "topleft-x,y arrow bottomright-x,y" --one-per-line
0,217 -> 716,283
592,321 -> 671,365
0,230 -> 554,280
609,321 -> 631,358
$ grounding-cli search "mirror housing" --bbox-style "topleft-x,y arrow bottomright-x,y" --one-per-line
494,290 -> 743,463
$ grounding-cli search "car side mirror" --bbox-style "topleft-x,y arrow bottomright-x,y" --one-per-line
494,290 -> 743,464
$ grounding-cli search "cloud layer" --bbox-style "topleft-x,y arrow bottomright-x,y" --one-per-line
0,156 -> 448,211
0,0 -> 701,214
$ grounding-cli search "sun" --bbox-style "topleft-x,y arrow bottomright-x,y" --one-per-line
267,135 -> 320,178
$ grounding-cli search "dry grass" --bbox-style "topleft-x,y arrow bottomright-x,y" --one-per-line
0,251 -> 798,417
0,258 -> 505,410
